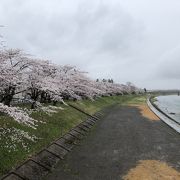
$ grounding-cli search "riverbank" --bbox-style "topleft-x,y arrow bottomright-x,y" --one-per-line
0,95 -> 145,176
148,96 -> 180,133
153,95 -> 180,124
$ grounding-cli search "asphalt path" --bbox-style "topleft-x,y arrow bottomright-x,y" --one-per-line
45,105 -> 180,180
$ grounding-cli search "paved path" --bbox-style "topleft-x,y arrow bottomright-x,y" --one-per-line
45,105 -> 180,180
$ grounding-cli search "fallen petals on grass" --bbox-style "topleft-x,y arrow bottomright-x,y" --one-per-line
0,103 -> 38,129
0,127 -> 38,152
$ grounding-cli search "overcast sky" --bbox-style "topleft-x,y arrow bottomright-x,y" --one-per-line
0,0 -> 180,89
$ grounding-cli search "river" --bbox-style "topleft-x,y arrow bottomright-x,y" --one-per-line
154,95 -> 180,124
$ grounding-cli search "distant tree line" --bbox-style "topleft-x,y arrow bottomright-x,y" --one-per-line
96,79 -> 114,83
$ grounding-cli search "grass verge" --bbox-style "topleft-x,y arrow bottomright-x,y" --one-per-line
69,94 -> 146,115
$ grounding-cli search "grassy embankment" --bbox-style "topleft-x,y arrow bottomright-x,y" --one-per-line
0,94 -> 146,176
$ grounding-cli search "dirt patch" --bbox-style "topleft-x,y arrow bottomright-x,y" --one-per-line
130,104 -> 159,121
123,160 -> 180,180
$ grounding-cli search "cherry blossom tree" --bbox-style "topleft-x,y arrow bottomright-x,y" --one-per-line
126,82 -> 139,94
56,66 -> 102,100
0,47 -> 142,127
0,49 -> 35,106
24,60 -> 62,108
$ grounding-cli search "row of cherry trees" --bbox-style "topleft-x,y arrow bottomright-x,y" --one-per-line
0,48 -> 141,128
0,48 -> 141,108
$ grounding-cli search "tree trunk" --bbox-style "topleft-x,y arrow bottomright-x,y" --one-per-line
1,86 -> 16,106
53,101 -> 57,106
30,88 -> 39,109
31,101 -> 36,109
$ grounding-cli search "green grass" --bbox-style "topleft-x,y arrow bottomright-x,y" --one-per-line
0,104 -> 87,176
123,95 -> 147,105
69,94 -> 147,115
0,94 -> 146,176
149,94 -> 159,103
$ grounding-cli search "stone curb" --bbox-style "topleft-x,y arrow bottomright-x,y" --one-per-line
147,97 -> 180,134
1,109 -> 103,180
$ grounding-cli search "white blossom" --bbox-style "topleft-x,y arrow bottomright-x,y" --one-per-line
0,103 -> 37,128
0,47 -> 141,128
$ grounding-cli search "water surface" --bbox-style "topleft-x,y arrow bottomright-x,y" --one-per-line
154,95 -> 180,124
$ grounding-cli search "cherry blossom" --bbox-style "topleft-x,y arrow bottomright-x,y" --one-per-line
0,47 -> 141,128
0,103 -> 38,128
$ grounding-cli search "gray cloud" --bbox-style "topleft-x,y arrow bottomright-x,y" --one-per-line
157,46 -> 180,79
0,0 -> 180,89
